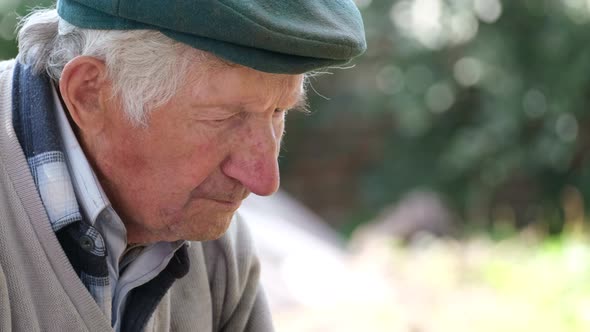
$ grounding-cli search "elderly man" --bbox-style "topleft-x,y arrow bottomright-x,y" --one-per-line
0,0 -> 365,331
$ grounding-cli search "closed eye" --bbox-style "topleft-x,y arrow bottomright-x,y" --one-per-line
212,113 -> 240,122
274,108 -> 288,115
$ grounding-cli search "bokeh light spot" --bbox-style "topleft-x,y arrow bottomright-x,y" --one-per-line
555,113 -> 578,143
474,0 -> 503,23
376,65 -> 405,95
449,12 -> 479,45
522,89 -> 547,118
425,82 -> 455,113
454,57 -> 483,86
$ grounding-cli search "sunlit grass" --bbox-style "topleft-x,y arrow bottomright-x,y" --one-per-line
274,231 -> 590,332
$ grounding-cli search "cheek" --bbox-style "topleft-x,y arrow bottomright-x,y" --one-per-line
151,122 -> 219,167
102,132 -> 149,177
164,128 -> 235,190
178,142 -> 218,180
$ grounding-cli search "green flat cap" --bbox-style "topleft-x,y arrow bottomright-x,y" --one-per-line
56,0 -> 366,74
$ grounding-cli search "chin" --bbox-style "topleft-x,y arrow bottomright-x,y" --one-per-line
181,212 -> 235,242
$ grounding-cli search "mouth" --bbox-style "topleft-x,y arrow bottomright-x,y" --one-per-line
189,187 -> 250,211
206,197 -> 244,210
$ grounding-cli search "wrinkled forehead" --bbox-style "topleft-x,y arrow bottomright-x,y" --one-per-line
265,72 -> 307,101
184,59 -> 306,109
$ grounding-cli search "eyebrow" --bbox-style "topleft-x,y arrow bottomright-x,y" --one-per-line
290,91 -> 309,114
191,90 -> 309,114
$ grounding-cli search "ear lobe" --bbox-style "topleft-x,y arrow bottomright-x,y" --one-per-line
59,56 -> 109,135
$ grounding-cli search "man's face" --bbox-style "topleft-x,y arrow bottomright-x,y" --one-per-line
92,64 -> 305,243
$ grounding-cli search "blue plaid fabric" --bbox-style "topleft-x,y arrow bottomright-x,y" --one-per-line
27,150 -> 83,231
11,61 -> 113,317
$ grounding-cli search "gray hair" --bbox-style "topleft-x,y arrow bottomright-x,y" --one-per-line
17,9 -> 214,125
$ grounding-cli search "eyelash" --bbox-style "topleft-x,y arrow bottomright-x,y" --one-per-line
210,109 -> 288,124
274,108 -> 288,116
213,115 -> 235,122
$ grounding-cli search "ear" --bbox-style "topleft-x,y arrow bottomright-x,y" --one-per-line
59,56 -> 110,135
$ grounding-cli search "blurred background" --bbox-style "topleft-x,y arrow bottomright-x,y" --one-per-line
2,0 -> 590,331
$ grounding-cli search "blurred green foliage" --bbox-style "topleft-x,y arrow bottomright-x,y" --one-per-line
0,0 -> 53,57
3,0 -> 590,234
283,0 -> 590,234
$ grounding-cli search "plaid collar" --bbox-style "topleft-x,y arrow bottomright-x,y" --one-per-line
11,62 -> 82,231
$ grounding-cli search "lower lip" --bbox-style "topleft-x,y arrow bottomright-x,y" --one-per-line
208,199 -> 241,210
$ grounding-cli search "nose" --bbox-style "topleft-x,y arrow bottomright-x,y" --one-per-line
221,119 -> 281,196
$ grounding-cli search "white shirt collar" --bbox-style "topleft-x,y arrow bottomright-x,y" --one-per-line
51,85 -> 110,225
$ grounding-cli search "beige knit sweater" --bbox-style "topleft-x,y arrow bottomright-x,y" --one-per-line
0,59 -> 274,332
